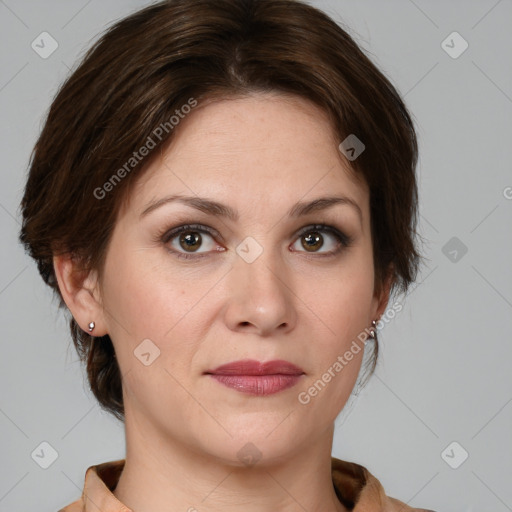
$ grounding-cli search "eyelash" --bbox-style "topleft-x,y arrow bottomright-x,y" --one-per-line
155,223 -> 354,261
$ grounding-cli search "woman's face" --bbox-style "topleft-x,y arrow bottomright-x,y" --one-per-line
98,93 -> 387,465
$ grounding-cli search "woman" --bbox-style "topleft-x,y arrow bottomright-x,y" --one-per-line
19,0 -> 434,510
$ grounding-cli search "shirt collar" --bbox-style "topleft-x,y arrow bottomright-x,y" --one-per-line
81,459 -> 132,512
75,457 -> 417,512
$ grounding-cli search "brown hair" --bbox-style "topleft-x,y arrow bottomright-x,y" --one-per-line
18,0 -> 422,422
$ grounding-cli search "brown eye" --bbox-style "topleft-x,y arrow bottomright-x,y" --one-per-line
160,224 -> 222,259
291,224 -> 352,256
301,231 -> 324,252
179,231 -> 203,252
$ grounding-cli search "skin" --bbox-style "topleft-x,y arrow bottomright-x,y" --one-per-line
54,92 -> 392,512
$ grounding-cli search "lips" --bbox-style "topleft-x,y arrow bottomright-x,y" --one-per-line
205,359 -> 305,376
204,359 -> 305,396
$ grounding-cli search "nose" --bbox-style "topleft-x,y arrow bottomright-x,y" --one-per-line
223,242 -> 297,337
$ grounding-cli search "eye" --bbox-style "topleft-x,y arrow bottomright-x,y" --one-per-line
157,222 -> 353,261
160,224 -> 225,260
290,224 -> 352,256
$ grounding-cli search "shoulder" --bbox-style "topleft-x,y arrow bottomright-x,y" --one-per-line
57,497 -> 82,511
360,466 -> 437,511
56,459 -> 126,512
331,456 -> 436,511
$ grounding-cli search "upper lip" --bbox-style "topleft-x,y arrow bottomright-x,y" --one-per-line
205,359 -> 305,376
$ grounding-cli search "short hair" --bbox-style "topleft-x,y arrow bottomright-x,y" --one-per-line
18,0 -> 422,422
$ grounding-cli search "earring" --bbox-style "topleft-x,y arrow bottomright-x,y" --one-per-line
369,319 -> 377,339
88,321 -> 95,332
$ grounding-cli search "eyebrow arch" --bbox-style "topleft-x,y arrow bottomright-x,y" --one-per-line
289,196 -> 362,225
140,194 -> 362,225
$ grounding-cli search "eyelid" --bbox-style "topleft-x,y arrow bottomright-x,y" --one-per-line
157,222 -> 353,259
159,223 -> 221,244
159,223 -> 223,260
294,224 -> 353,247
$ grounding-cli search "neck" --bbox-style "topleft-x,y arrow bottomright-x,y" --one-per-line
113,411 -> 347,512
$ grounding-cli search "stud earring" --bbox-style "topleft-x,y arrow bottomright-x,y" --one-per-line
88,321 -> 95,332
369,319 -> 377,339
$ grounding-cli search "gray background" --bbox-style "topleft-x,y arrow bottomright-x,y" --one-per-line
1,1 -> 511,511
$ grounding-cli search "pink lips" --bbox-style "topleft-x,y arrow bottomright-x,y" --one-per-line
205,359 -> 305,396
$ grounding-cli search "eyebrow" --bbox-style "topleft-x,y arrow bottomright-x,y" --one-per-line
140,194 -> 363,225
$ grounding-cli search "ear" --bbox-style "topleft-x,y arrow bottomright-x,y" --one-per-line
370,264 -> 395,323
53,253 -> 108,336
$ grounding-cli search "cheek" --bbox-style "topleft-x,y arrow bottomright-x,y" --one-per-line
301,258 -> 375,344
102,249 -> 199,337
294,253 -> 374,407
100,249 -> 220,379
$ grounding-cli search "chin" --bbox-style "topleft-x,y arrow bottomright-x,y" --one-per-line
189,420 -> 311,469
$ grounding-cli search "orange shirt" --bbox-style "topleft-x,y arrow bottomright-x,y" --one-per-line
58,457 -> 435,511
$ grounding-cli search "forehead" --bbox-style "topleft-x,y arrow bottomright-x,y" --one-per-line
124,93 -> 368,219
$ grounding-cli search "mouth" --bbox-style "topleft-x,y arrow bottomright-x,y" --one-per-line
204,359 -> 305,396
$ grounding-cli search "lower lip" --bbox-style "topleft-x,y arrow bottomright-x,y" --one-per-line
207,374 -> 303,396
